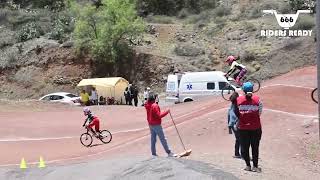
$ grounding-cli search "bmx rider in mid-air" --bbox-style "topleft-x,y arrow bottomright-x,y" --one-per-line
224,55 -> 248,86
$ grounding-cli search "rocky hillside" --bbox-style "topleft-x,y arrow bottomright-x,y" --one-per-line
0,0 -> 317,99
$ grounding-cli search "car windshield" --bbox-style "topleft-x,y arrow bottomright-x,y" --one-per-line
66,94 -> 78,98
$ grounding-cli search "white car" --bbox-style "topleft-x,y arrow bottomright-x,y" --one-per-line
39,92 -> 81,105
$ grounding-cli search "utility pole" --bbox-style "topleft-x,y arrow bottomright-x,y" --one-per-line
317,0 -> 320,141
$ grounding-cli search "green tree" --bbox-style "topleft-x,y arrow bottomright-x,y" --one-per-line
71,0 -> 145,64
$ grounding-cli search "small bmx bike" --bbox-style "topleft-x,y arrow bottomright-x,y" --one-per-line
80,126 -> 112,147
221,75 -> 261,101
311,88 -> 318,104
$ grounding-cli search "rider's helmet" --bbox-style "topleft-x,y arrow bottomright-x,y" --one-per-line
225,55 -> 236,65
242,82 -> 254,94
83,107 -> 91,116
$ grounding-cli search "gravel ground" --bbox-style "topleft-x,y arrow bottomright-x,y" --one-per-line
0,157 -> 238,180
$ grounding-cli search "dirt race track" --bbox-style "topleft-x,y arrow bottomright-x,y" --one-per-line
0,66 -> 319,180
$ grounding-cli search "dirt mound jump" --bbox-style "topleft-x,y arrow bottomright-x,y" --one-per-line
0,157 -> 238,180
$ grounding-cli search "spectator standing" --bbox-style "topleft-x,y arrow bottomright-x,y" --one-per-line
80,90 -> 90,106
124,87 -> 130,105
227,92 -> 241,159
237,82 -> 263,173
90,87 -> 98,105
144,92 -> 176,157
142,87 -> 150,106
132,85 -> 139,107
128,84 -> 133,105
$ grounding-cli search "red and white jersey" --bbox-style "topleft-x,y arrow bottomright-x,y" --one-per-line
237,95 -> 262,130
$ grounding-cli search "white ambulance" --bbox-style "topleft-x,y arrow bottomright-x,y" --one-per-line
165,71 -> 238,103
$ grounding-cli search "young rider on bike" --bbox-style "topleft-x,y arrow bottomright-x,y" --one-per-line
224,55 -> 247,86
82,107 -> 101,137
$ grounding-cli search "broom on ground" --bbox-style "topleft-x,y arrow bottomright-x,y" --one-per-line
169,112 -> 192,158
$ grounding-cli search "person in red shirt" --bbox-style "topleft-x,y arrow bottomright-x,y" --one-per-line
237,82 -> 263,173
82,107 -> 101,138
145,92 -> 176,157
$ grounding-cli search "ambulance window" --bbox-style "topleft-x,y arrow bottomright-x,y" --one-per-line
207,83 -> 215,90
219,82 -> 228,90
167,82 -> 175,91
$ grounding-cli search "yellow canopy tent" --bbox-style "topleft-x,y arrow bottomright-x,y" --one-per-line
77,77 -> 129,104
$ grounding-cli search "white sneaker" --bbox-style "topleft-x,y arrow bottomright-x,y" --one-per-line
252,167 -> 262,173
167,152 -> 178,157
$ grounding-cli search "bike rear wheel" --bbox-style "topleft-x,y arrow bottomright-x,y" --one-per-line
221,85 -> 235,101
311,88 -> 318,104
245,78 -> 261,93
99,130 -> 112,144
80,133 -> 93,147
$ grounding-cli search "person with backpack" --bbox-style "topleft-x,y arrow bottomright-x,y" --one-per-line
227,92 -> 241,159
237,82 -> 263,173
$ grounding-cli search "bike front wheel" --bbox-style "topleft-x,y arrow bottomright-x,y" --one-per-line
99,130 -> 112,144
80,133 -> 93,147
221,85 -> 235,101
311,88 -> 318,104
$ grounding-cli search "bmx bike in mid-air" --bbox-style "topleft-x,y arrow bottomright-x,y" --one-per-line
221,75 -> 261,101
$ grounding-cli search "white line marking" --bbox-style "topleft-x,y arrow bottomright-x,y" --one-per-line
0,104 -> 217,142
264,109 -> 317,118
0,106 -> 317,168
0,106 -> 227,168
261,84 -> 315,90
0,137 -> 76,142
0,104 -> 316,142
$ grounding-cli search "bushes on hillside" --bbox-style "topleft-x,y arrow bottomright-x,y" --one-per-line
174,43 -> 205,56
11,0 -> 65,10
242,50 -> 256,62
241,1 -> 280,19
49,11 -> 75,41
294,15 -> 315,30
18,22 -> 44,42
136,0 -> 218,16
289,0 -> 315,12
243,22 -> 257,32
214,5 -> 231,17
185,0 -> 218,14
146,15 -> 174,24
177,8 -> 189,19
